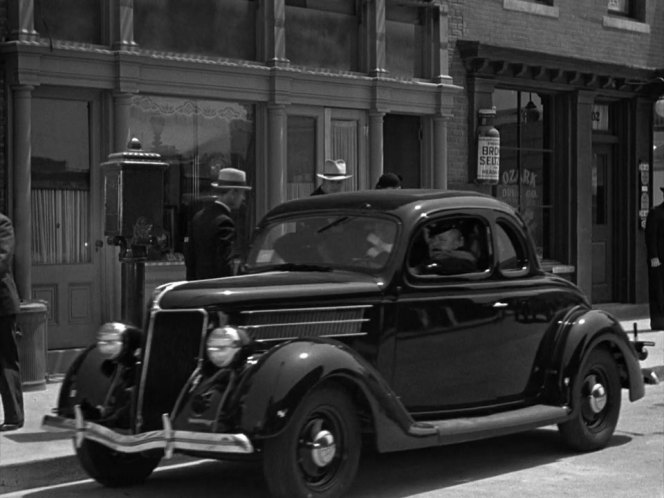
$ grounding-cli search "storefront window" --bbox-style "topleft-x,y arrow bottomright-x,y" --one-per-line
493,89 -> 552,259
34,0 -> 101,44
134,0 -> 257,60
286,110 -> 361,200
287,116 -> 317,199
129,95 -> 255,261
654,98 -> 664,205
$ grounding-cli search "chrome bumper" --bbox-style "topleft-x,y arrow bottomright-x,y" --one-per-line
42,405 -> 254,458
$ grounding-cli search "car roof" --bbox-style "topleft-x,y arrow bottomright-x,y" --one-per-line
264,189 -> 517,221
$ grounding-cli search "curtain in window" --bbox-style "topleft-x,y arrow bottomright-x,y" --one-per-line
31,189 -> 90,264
331,120 -> 358,192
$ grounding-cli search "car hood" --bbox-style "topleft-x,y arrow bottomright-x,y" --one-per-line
155,271 -> 386,309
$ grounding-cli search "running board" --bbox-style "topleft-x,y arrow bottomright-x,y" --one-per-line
378,404 -> 570,453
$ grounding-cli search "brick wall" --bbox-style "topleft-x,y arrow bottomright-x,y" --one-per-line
445,0 -> 664,191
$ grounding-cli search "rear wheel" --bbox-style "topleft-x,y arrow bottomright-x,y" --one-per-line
77,439 -> 161,487
263,385 -> 361,498
558,348 -> 621,451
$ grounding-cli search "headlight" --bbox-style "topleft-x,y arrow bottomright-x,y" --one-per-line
206,326 -> 248,368
97,322 -> 128,359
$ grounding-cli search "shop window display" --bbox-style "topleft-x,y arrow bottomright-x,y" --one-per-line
129,95 -> 255,262
493,89 -> 552,260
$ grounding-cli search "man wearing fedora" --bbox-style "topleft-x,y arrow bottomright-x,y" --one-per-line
311,159 -> 352,196
646,188 -> 664,330
185,168 -> 251,280
0,212 -> 23,431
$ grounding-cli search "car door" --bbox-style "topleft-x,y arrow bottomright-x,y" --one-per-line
391,211 -> 570,415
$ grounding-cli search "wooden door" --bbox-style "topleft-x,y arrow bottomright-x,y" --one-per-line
30,92 -> 104,374
591,144 -> 614,303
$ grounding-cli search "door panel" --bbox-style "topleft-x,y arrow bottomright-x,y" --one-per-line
591,145 -> 614,303
30,94 -> 103,365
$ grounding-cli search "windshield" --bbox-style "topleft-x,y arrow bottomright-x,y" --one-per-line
245,214 -> 398,273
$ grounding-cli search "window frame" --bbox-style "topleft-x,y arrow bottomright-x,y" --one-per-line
406,213 -> 493,283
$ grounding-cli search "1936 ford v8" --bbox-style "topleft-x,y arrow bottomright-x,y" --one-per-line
43,190 -> 652,498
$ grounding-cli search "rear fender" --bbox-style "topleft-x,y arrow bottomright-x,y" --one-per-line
235,339 -> 413,442
552,309 -> 645,405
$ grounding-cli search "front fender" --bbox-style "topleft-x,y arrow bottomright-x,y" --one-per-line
235,339 -> 413,439
56,344 -> 115,418
555,309 -> 644,403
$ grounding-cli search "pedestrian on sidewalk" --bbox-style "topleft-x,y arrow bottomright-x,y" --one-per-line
185,168 -> 252,280
375,172 -> 402,190
645,188 -> 664,331
0,212 -> 23,431
311,159 -> 352,195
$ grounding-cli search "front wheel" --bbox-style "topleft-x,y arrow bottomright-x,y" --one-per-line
558,348 -> 621,451
76,439 -> 161,487
263,385 -> 361,498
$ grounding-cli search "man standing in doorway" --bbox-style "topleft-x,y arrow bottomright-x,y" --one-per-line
645,187 -> 664,330
185,168 -> 251,280
311,159 -> 352,195
0,212 -> 23,431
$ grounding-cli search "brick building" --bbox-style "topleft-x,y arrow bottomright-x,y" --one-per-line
0,0 -> 662,374
445,0 -> 664,305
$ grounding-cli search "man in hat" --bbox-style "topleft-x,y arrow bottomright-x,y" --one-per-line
185,168 -> 251,280
0,212 -> 23,431
419,226 -> 477,275
311,159 -> 352,196
645,188 -> 664,330
375,172 -> 402,190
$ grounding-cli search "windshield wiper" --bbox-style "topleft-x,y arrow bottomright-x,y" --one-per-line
317,216 -> 350,234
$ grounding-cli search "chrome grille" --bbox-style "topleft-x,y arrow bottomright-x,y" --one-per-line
138,309 -> 207,432
241,305 -> 370,342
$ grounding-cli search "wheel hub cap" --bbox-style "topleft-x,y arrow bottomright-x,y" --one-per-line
310,429 -> 336,467
587,382 -> 607,413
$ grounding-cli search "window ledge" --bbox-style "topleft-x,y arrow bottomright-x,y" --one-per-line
603,15 -> 650,34
503,0 -> 559,18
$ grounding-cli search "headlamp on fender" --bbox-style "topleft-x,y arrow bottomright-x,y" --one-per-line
96,322 -> 142,361
206,326 -> 250,368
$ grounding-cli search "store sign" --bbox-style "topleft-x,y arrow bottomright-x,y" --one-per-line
477,135 -> 500,182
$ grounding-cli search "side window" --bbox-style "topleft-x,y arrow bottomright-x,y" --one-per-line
408,216 -> 490,277
495,220 -> 529,275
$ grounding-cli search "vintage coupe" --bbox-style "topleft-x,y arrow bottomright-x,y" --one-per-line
44,190 -> 650,498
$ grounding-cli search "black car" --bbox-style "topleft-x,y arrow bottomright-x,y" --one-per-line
44,190 -> 650,498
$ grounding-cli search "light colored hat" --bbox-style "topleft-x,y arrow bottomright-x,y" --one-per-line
317,159 -> 352,181
211,168 -> 252,190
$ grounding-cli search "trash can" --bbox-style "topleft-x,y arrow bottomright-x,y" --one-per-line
16,300 -> 48,391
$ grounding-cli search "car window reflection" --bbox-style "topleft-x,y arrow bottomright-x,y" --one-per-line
245,215 -> 398,272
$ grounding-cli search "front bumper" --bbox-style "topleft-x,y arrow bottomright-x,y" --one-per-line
42,405 -> 254,458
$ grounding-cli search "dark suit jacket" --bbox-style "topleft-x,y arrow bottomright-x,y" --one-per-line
185,202 -> 235,280
646,202 -> 664,262
0,214 -> 20,316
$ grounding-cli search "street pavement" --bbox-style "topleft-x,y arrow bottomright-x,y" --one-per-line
0,309 -> 662,494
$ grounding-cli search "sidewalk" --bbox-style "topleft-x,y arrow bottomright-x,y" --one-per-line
1,309 -> 663,493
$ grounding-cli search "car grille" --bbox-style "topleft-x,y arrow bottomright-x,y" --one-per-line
138,309 -> 207,431
240,305 -> 371,342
